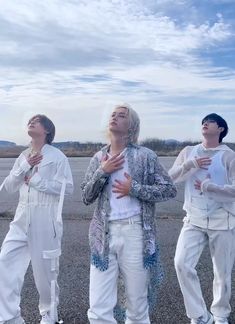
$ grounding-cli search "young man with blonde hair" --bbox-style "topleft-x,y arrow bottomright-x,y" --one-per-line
82,104 -> 177,324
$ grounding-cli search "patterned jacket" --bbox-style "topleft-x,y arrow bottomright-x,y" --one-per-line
81,144 -> 177,318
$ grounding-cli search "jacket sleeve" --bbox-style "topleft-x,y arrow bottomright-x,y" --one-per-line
201,157 -> 235,202
29,157 -> 73,195
129,151 -> 177,203
81,153 -> 110,205
168,146 -> 199,183
3,154 -> 32,193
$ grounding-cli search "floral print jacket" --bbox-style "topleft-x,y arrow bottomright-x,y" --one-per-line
81,143 -> 177,269
81,144 -> 176,318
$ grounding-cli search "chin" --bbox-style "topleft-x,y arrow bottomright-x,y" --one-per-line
28,129 -> 35,137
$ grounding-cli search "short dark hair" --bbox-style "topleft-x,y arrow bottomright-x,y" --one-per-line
28,114 -> 55,144
202,113 -> 228,143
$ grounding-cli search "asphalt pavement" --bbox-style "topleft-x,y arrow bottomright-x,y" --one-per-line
0,216 -> 234,324
0,156 -> 234,323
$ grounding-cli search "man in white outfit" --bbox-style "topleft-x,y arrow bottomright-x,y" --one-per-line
169,113 -> 235,324
0,115 -> 73,324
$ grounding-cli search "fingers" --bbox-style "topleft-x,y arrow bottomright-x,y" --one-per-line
194,179 -> 201,190
112,182 -> 122,191
116,194 -> 125,199
114,179 -> 122,185
112,175 -> 131,199
101,154 -> 108,162
124,172 -> 130,179
24,176 -> 30,185
28,153 -> 43,166
109,153 -> 124,160
101,154 -> 124,173
196,156 -> 212,169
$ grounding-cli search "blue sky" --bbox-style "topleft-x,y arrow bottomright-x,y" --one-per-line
0,0 -> 234,144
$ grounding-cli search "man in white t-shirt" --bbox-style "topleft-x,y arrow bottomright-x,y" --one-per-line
82,104 -> 177,324
169,113 -> 235,324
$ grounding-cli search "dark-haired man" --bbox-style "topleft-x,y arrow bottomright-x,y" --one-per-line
169,113 -> 235,324
0,115 -> 73,324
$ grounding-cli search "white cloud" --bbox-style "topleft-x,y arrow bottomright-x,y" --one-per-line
0,0 -> 234,144
0,0 -> 231,68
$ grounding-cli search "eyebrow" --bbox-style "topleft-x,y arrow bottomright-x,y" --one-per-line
112,112 -> 127,116
28,118 -> 40,124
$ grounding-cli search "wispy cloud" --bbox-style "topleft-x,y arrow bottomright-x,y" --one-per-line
0,0 -> 234,144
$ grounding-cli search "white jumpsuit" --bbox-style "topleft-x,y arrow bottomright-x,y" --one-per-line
0,144 -> 73,323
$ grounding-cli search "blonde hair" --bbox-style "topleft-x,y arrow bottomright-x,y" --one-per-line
112,103 -> 140,144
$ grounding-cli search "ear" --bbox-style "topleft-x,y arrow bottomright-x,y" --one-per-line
219,127 -> 224,133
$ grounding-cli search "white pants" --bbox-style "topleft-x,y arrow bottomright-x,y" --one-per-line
174,222 -> 235,319
0,202 -> 61,322
88,216 -> 150,324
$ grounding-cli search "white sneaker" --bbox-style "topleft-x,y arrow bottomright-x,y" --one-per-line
214,317 -> 228,324
191,311 -> 213,324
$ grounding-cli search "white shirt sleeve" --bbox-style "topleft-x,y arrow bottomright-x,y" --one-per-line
168,146 -> 199,183
29,157 -> 73,195
201,156 -> 235,202
2,154 -> 32,193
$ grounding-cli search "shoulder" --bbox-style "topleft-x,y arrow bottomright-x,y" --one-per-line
221,146 -> 235,162
93,145 -> 108,160
46,144 -> 68,161
88,146 -> 109,165
21,147 -> 31,156
177,145 -> 197,158
221,145 -> 235,155
131,144 -> 157,158
18,148 -> 30,161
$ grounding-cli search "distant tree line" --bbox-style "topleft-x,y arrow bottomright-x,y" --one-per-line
55,139 -> 235,157
141,138 -> 235,156
0,140 -> 234,158
140,138 -> 199,156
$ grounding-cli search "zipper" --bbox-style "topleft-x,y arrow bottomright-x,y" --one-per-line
27,184 -> 31,231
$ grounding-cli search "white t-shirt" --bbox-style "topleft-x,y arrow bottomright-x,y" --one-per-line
107,148 -> 141,221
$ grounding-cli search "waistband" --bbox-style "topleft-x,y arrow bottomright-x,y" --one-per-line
108,214 -> 141,225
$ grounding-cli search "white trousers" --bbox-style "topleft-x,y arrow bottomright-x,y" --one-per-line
88,216 -> 150,324
0,203 -> 61,322
174,222 -> 235,320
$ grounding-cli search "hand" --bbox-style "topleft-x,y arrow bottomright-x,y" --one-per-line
27,153 -> 43,167
195,156 -> 211,170
24,166 -> 38,185
24,175 -> 30,185
112,172 -> 132,198
194,174 -> 211,192
101,153 -> 124,174
194,179 -> 202,191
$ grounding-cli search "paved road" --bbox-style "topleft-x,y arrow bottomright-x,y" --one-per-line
0,157 -> 185,217
0,157 -> 234,324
